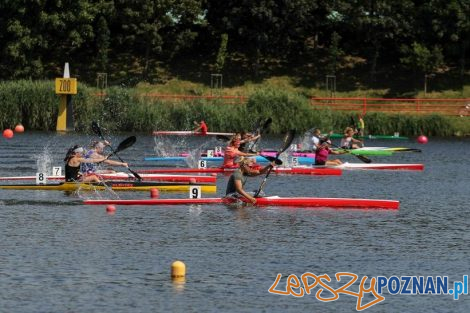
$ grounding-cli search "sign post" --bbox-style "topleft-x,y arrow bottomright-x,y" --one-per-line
56,63 -> 77,131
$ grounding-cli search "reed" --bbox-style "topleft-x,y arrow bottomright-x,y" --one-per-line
0,80 -> 468,137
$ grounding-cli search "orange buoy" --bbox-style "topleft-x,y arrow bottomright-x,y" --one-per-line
14,124 -> 24,133
150,188 -> 159,198
106,205 -> 116,213
3,129 -> 13,139
417,135 -> 428,144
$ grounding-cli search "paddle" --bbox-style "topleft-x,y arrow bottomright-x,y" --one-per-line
91,121 -> 142,180
261,155 -> 283,165
248,117 -> 272,153
216,135 -> 231,142
254,130 -> 296,197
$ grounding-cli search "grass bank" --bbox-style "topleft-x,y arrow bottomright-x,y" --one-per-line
0,79 -> 469,137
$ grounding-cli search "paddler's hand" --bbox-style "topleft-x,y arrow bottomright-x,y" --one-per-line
122,162 -> 128,167
249,196 -> 257,204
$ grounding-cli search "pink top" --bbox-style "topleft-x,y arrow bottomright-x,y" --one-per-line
222,146 -> 243,167
315,147 -> 330,163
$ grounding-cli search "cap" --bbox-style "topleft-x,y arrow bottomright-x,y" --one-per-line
320,138 -> 332,145
74,147 -> 84,154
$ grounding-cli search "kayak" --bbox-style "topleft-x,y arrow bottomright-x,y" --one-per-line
144,155 -> 320,165
323,162 -> 424,171
0,172 -> 217,183
153,130 -> 235,136
83,195 -> 399,209
328,133 -> 409,140
260,150 -> 392,157
139,167 -> 342,176
0,181 -> 217,192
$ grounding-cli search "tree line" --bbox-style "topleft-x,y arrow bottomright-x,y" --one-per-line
0,0 -> 468,90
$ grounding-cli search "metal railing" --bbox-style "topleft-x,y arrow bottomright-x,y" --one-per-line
310,97 -> 470,116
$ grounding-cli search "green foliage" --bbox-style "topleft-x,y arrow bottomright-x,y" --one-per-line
0,80 -> 468,137
215,33 -> 228,72
400,42 -> 445,74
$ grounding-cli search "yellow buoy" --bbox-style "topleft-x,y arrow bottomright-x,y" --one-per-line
171,260 -> 186,279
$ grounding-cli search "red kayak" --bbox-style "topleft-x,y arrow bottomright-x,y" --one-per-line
139,167 -> 342,176
84,195 -> 399,209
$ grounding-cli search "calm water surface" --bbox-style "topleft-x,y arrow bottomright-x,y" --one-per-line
0,132 -> 469,312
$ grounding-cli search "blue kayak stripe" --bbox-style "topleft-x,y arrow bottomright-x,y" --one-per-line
144,156 -> 315,165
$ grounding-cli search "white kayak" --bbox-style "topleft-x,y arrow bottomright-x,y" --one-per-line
328,162 -> 424,171
0,171 -> 217,183
152,130 -> 235,136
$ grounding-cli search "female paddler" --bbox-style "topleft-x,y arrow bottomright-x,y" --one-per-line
222,134 -> 258,168
340,127 -> 363,149
225,157 -> 276,204
81,141 -> 128,175
64,146 -> 106,182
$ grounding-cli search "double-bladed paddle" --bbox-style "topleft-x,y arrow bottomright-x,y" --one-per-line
254,130 -> 296,197
91,121 -> 142,180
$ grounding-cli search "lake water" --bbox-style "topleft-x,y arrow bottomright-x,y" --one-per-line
0,132 -> 469,312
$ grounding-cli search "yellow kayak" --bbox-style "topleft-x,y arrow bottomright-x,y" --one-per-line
0,181 -> 217,192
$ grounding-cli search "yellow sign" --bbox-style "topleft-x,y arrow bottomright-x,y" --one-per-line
55,78 -> 77,94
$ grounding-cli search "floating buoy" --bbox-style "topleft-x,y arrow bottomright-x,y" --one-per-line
150,188 -> 159,198
14,124 -> 24,133
3,129 -> 13,139
106,205 -> 116,213
417,135 -> 428,144
171,260 -> 186,279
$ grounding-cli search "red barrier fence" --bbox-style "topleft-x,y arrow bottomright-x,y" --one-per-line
94,92 -> 470,116
310,97 -> 470,116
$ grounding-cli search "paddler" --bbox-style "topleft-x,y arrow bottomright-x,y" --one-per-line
193,120 -> 208,135
64,146 -> 106,182
225,157 -> 276,204
222,134 -> 258,168
315,138 -> 345,166
81,141 -> 128,175
239,131 -> 261,153
340,127 -> 363,149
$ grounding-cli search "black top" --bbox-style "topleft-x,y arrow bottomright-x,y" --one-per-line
65,164 -> 81,182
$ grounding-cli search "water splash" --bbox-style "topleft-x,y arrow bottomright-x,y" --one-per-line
35,146 -> 53,175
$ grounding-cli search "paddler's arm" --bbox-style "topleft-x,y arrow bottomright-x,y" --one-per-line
103,159 -> 128,167
234,179 -> 257,204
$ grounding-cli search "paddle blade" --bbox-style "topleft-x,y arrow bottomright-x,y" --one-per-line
115,136 -> 136,153
91,121 -> 104,138
260,117 -> 272,134
216,135 -> 231,142
262,155 -> 283,165
278,130 -> 296,155
354,154 -> 372,163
